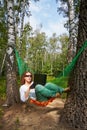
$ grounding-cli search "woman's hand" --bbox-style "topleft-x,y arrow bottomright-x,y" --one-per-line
25,87 -> 30,99
56,93 -> 61,98
30,81 -> 34,86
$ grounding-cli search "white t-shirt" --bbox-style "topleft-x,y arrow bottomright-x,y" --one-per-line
19,84 -> 36,102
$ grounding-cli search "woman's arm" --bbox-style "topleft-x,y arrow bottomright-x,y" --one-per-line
25,82 -> 34,99
25,88 -> 30,99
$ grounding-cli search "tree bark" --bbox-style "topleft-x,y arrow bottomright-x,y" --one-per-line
19,0 -> 25,55
5,0 -> 20,106
60,0 -> 87,129
67,0 -> 76,63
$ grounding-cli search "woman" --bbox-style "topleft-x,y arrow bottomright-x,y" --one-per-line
19,72 -> 70,103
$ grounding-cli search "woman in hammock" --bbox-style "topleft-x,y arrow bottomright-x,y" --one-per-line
19,71 -> 70,104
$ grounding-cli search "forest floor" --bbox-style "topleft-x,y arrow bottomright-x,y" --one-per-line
0,98 -> 78,130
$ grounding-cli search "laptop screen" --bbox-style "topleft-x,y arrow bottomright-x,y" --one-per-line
34,74 -> 47,86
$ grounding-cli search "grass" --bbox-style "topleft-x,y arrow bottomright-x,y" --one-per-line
47,76 -> 68,88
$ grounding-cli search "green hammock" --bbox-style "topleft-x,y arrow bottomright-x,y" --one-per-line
15,41 -> 87,77
14,41 -> 87,106
15,49 -> 33,76
58,40 -> 87,77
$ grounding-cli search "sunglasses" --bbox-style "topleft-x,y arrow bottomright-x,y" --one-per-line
25,75 -> 32,77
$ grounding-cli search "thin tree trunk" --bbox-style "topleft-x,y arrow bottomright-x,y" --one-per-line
67,0 -> 76,63
19,0 -> 25,55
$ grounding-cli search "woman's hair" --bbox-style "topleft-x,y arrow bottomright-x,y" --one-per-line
20,71 -> 33,85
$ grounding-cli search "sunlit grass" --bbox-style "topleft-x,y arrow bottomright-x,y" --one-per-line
47,76 -> 68,88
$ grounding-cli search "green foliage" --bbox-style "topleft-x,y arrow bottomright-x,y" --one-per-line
15,117 -> 20,125
0,76 -> 20,100
0,0 -> 69,77
0,108 -> 4,118
48,76 -> 68,89
0,2 -> 7,74
0,77 -> 6,100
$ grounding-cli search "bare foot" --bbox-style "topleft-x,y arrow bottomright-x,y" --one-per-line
64,87 -> 70,92
56,93 -> 61,98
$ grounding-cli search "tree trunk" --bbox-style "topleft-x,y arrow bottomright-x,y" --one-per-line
67,0 -> 76,63
5,0 -> 20,106
19,0 -> 25,55
60,0 -> 87,129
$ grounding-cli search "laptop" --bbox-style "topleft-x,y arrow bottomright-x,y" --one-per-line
34,74 -> 47,86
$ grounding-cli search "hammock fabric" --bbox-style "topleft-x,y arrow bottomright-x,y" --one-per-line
29,97 -> 55,107
15,49 -> 33,76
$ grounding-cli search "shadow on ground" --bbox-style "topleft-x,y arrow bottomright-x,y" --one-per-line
0,98 -> 79,130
